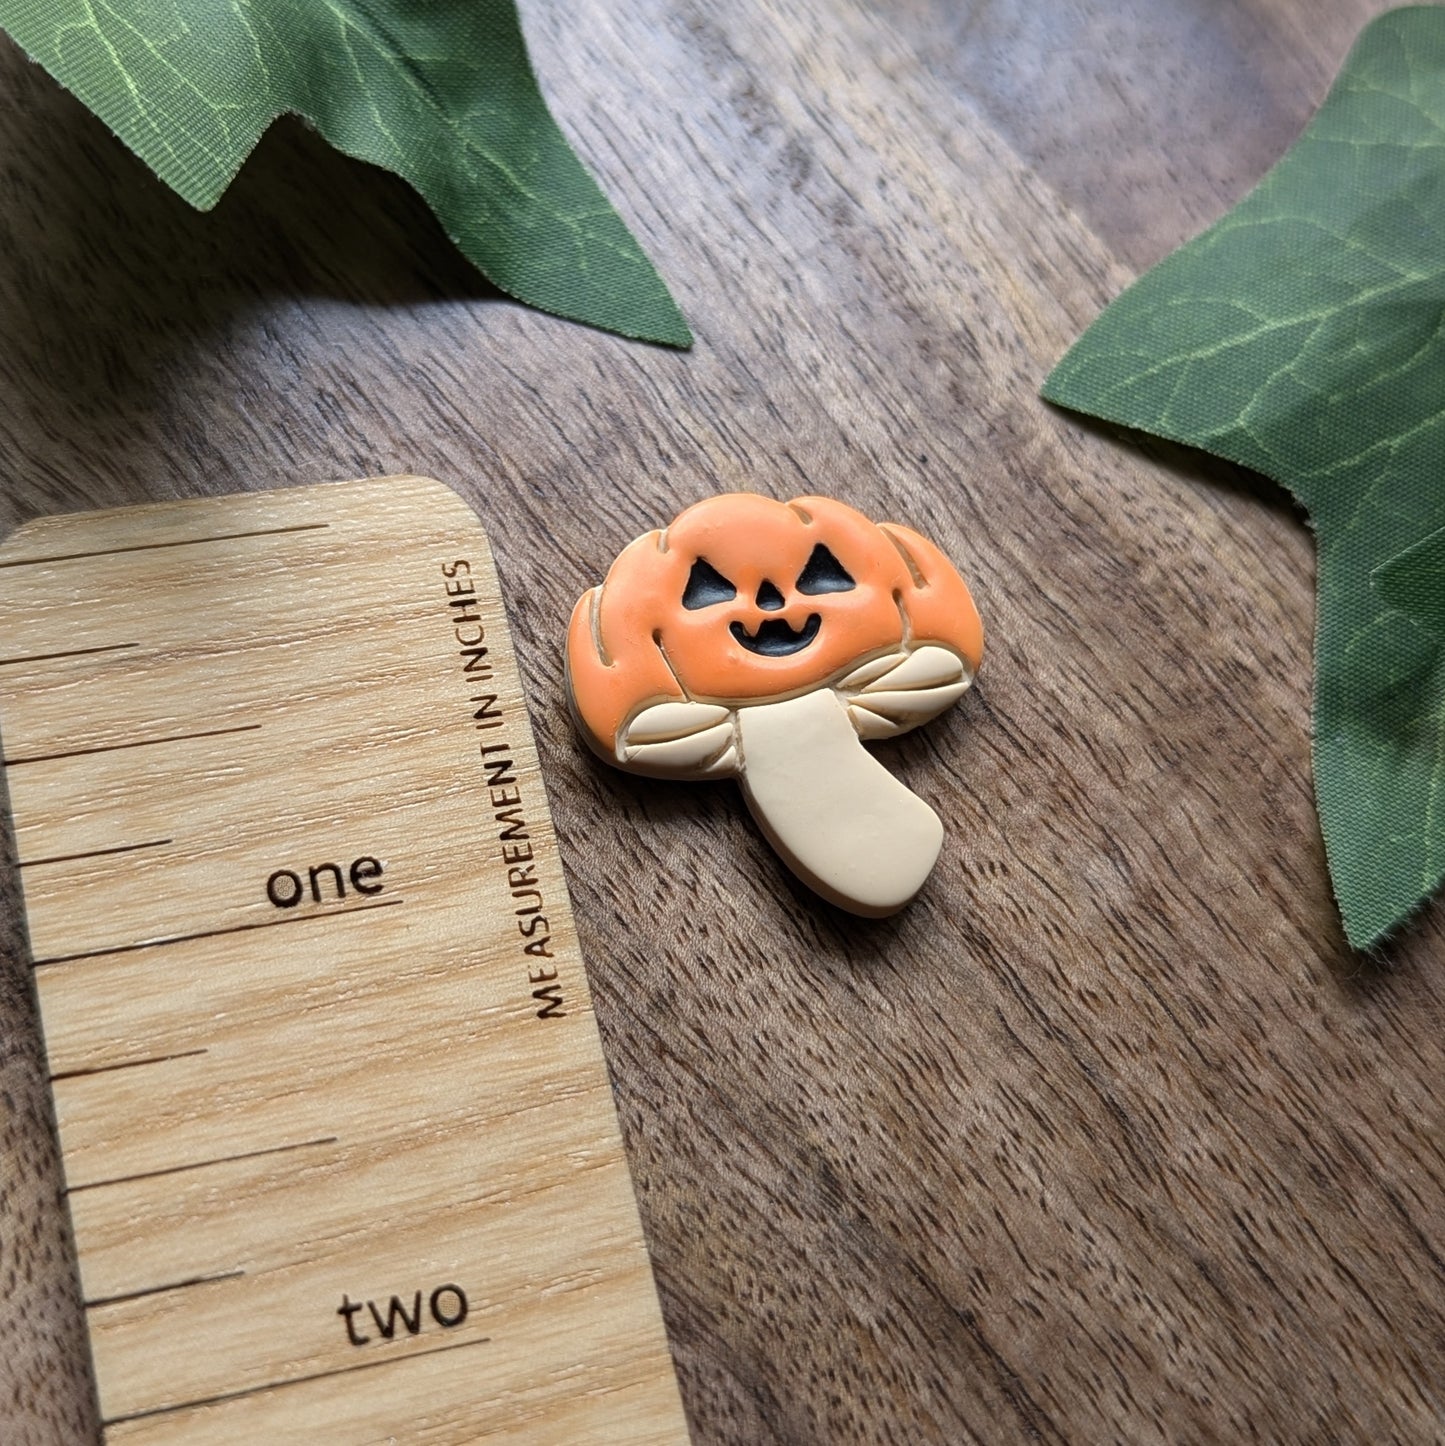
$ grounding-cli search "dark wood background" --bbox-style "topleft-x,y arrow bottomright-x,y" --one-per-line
2,0 -> 1442,1440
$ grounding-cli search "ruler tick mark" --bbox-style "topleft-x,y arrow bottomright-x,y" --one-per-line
4,723 -> 261,768
67,1136 -> 339,1194
50,1048 -> 207,1083
100,1334 -> 492,1427
0,522 -> 330,570
86,1269 -> 244,1309
32,896 -> 403,969
19,837 -> 172,869
0,642 -> 139,667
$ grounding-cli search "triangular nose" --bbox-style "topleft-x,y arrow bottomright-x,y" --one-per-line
756,579 -> 785,611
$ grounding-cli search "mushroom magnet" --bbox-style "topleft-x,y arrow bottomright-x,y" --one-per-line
565,494 -> 984,916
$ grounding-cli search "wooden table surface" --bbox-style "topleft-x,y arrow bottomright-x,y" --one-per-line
1,0 -> 1442,1441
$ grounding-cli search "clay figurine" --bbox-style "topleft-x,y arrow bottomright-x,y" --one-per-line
565,493 -> 984,915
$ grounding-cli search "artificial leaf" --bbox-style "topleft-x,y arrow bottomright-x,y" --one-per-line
1375,526 -> 1445,640
0,0 -> 691,345
1042,6 -> 1445,948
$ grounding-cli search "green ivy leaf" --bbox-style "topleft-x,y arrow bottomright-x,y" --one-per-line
0,0 -> 691,345
1043,6 -> 1445,947
1376,526 -> 1445,641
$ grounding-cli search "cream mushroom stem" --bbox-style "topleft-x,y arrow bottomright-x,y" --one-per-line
734,687 -> 943,917
615,646 -> 973,914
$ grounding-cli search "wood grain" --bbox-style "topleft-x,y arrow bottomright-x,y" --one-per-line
0,478 -> 688,1442
0,0 -> 1440,1441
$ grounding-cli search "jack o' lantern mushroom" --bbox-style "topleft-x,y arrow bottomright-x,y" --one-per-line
565,493 -> 984,916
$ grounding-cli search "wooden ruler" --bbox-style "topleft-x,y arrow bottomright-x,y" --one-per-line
0,476 -> 690,1444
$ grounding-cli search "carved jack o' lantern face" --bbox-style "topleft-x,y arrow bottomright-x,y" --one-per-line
642,493 -> 916,703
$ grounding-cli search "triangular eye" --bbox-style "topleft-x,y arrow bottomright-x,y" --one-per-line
682,558 -> 738,610
796,544 -> 855,595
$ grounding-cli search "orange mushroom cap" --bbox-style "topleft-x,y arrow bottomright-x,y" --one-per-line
566,493 -> 983,760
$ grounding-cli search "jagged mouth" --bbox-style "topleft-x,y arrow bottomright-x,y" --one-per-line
729,613 -> 822,657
